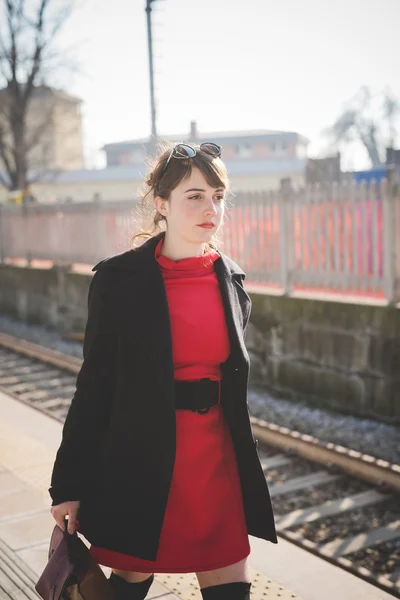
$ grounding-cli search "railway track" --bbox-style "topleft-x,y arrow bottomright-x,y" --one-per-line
0,331 -> 399,597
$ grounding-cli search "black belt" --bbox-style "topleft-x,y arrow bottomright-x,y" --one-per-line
174,378 -> 220,414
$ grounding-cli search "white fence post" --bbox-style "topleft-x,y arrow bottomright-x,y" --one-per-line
381,170 -> 398,306
0,203 -> 4,263
389,168 -> 400,304
278,180 -> 292,295
22,203 -> 32,266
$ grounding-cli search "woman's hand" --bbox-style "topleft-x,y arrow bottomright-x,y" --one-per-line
51,500 -> 81,534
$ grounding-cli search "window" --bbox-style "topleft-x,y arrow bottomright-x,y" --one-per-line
236,143 -> 252,158
271,140 -> 287,155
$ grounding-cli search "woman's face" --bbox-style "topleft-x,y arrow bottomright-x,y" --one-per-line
155,167 -> 226,246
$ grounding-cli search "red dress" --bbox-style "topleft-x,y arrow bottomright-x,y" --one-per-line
80,239 -> 250,572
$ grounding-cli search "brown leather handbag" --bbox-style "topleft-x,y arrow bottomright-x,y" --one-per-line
35,517 -> 115,600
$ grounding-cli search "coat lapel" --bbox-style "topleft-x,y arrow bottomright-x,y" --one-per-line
213,256 -> 250,369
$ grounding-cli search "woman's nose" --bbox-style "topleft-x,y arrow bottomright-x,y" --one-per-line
205,199 -> 218,214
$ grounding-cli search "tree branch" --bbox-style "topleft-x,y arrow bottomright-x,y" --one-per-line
0,0 -> 75,190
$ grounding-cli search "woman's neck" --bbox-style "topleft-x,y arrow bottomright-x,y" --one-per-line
160,235 -> 207,261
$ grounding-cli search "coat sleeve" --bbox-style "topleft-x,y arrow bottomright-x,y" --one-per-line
48,269 -> 117,506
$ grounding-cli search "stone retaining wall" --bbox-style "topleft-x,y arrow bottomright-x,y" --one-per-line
246,293 -> 400,424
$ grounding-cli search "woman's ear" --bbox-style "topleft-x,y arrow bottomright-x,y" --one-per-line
155,195 -> 167,217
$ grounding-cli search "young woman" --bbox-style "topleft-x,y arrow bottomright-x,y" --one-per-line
49,142 -> 278,600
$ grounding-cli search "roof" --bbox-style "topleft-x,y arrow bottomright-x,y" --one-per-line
103,129 -> 310,151
0,84 -> 82,104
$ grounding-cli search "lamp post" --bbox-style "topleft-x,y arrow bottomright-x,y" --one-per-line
145,0 -> 158,154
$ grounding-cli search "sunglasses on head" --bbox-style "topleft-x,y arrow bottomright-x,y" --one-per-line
161,142 -> 222,178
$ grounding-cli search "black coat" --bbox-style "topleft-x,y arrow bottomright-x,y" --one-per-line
49,231 -> 278,560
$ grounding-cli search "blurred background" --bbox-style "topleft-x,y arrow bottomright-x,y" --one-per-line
0,2 -> 399,597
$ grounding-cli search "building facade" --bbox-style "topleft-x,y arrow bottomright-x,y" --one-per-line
0,122 -> 308,203
103,120 -> 308,167
0,85 -> 84,173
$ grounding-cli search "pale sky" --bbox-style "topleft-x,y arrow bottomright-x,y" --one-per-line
55,0 -> 400,170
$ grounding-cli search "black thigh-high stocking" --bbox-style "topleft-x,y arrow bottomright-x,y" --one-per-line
200,581 -> 252,600
108,572 -> 154,600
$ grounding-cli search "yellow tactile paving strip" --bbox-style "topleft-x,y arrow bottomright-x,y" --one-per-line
156,571 -> 300,599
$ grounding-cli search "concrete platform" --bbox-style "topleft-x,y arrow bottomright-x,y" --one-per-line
0,388 -> 394,600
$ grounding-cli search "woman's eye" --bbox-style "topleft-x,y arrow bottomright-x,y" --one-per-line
188,194 -> 225,201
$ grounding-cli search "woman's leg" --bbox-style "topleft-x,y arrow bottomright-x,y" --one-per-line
196,557 -> 251,587
108,569 -> 154,600
111,570 -> 154,583
196,558 -> 251,599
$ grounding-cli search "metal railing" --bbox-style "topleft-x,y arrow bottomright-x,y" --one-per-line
1,177 -> 399,304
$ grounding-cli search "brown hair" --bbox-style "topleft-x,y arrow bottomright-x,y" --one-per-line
130,141 -> 232,252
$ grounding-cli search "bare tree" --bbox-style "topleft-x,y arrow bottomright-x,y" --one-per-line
0,0 -> 75,192
323,86 -> 400,168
